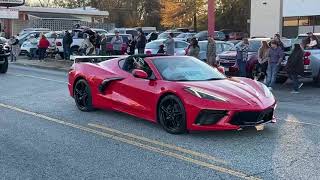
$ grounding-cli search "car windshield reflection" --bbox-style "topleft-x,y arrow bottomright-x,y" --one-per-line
152,57 -> 226,81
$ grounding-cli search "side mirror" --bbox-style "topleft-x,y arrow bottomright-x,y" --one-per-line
132,69 -> 148,79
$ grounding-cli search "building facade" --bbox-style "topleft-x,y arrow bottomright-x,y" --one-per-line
0,6 -> 113,38
251,0 -> 320,38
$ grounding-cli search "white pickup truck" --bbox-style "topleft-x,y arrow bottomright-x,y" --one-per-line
278,33 -> 320,87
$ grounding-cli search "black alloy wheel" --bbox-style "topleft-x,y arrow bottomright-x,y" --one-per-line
0,58 -> 8,74
74,79 -> 94,112
158,95 -> 187,134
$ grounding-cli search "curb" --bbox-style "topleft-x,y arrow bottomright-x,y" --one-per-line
10,62 -> 71,72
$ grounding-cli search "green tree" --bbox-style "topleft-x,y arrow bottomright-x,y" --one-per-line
215,0 -> 250,32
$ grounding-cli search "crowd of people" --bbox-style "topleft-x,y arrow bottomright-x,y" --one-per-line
6,27 -> 319,94
235,32 -> 319,94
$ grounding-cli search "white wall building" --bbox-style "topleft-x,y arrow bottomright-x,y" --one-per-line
250,0 -> 320,38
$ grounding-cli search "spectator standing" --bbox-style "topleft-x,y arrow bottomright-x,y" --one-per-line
127,35 -> 136,55
236,38 -> 249,77
63,30 -> 73,60
207,36 -> 217,66
157,44 -> 165,54
100,34 -> 107,56
164,33 -> 175,56
257,41 -> 270,81
111,31 -> 123,55
38,35 -> 50,61
187,38 -> 200,58
136,29 -> 147,54
95,33 -> 101,55
8,36 -> 20,62
286,44 -> 304,93
28,35 -> 38,60
273,33 -> 284,50
266,40 -> 284,90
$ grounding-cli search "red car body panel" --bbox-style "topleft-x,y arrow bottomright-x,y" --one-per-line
68,56 -> 276,131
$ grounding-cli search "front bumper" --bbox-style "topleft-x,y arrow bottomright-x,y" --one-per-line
184,96 -> 276,131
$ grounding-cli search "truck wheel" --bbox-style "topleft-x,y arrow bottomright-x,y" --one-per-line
0,59 -> 8,73
276,76 -> 288,84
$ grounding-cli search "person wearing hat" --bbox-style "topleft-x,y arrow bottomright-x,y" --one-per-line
111,30 -> 123,55
136,29 -> 147,54
28,34 -> 38,60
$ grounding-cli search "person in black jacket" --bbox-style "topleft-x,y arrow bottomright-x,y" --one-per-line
63,31 -> 73,60
127,35 -> 136,55
136,29 -> 146,54
286,43 -> 304,93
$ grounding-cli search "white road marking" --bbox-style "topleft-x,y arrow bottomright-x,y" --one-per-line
7,73 -> 68,84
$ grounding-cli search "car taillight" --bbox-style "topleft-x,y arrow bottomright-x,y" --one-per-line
56,42 -> 62,46
304,52 -> 311,65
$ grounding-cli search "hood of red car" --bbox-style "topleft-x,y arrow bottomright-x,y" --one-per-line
179,78 -> 273,108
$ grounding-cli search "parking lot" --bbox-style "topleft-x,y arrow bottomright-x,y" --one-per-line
0,64 -> 319,179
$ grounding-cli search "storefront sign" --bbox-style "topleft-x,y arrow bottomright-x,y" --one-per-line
0,0 -> 24,7
0,8 -> 19,19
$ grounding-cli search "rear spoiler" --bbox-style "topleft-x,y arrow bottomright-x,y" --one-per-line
71,55 -> 128,63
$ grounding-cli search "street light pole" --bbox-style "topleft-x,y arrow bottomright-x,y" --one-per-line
208,0 -> 215,36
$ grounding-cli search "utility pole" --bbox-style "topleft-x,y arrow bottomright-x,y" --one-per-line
208,0 -> 215,36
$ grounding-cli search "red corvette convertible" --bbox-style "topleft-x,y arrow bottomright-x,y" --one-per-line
68,55 -> 276,134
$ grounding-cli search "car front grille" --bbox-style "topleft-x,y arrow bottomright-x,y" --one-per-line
230,109 -> 274,126
195,110 -> 228,125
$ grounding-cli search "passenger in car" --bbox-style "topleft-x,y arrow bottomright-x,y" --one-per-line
306,35 -> 319,49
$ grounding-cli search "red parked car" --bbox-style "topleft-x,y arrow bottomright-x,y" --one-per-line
106,34 -> 132,55
68,55 -> 277,134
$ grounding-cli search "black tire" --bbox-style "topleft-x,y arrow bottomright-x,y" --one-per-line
158,95 -> 187,134
276,76 -> 288,84
0,58 -> 8,74
74,79 -> 94,112
313,69 -> 320,87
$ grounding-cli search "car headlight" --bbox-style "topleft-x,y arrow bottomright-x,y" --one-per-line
184,87 -> 227,102
261,83 -> 273,98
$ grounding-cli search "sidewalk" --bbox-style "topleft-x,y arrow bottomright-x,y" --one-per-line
10,56 -> 73,72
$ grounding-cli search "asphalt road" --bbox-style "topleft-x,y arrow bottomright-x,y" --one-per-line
1,64 -> 320,180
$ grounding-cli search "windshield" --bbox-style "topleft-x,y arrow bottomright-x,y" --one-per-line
176,33 -> 187,38
231,40 -> 262,52
106,35 -> 130,43
198,41 -> 207,51
146,41 -> 163,49
158,32 -> 180,39
153,57 -> 226,81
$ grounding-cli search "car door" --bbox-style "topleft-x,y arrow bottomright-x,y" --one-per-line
175,41 -> 189,55
108,58 -> 159,121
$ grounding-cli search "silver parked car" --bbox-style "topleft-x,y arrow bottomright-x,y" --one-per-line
137,39 -> 189,55
174,33 -> 196,42
198,41 -> 234,61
